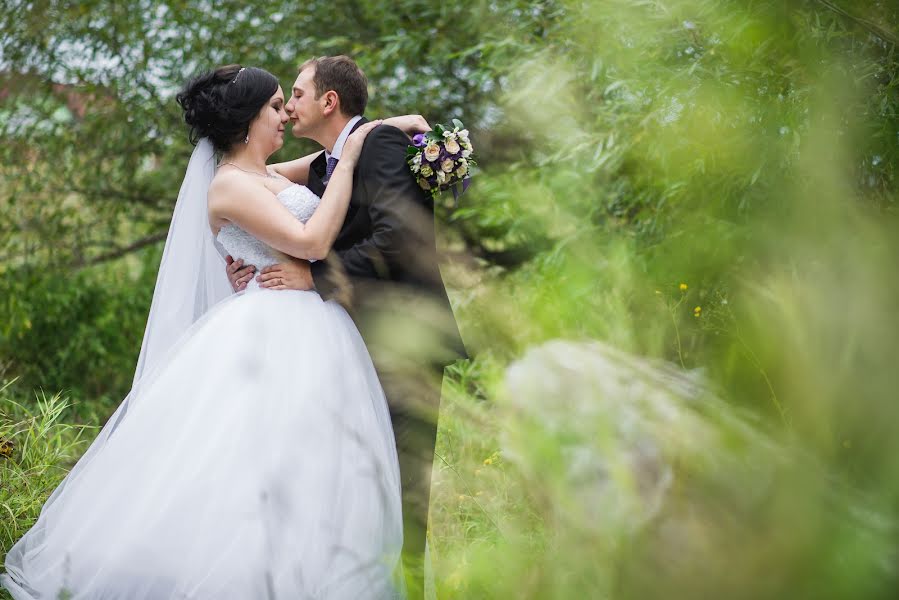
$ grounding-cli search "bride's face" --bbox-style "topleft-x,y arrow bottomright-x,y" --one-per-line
248,86 -> 289,154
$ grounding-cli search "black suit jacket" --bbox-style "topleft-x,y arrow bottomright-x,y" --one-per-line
308,118 -> 467,364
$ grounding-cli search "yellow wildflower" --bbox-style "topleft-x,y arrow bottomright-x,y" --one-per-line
483,457 -> 493,465
447,571 -> 464,588
693,306 -> 702,317
679,283 -> 688,291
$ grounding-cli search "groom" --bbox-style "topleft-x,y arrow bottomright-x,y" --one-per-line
227,55 -> 466,594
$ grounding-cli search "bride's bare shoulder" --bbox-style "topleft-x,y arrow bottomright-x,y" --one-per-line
208,170 -> 270,208
208,172 -> 261,230
209,170 -> 247,199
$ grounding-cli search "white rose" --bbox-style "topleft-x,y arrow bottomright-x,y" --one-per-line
420,178 -> 431,190
420,164 -> 433,177
459,129 -> 469,138
443,130 -> 454,138
424,142 -> 441,162
461,149 -> 471,158
455,163 -> 468,178
444,138 -> 461,155
441,158 -> 455,173
412,153 -> 422,166
436,170 -> 447,185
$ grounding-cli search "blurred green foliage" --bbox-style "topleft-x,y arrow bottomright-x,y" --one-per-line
0,253 -> 156,420
2,0 -> 899,598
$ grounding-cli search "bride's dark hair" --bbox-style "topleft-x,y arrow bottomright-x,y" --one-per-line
176,65 -> 279,153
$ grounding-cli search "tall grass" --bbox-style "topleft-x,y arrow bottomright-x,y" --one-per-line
0,381 -> 94,572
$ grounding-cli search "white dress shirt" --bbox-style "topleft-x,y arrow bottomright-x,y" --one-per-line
326,115 -> 363,161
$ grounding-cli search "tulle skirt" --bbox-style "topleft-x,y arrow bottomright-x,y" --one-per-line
1,288 -> 404,599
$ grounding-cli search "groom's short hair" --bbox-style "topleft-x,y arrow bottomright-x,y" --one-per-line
299,55 -> 368,117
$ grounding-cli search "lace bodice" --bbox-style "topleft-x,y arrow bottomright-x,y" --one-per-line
216,184 -> 321,288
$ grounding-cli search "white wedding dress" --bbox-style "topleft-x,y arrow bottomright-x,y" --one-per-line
1,184 -> 404,599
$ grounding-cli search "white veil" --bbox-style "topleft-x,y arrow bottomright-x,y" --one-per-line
30,138 -> 232,515
133,137 -> 232,384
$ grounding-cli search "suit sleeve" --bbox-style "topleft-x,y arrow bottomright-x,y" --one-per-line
311,125 -> 426,293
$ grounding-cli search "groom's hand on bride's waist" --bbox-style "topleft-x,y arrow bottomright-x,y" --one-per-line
257,260 -> 314,291
226,255 -> 256,292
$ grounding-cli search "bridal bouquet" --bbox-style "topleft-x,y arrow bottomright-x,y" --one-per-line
407,119 -> 475,199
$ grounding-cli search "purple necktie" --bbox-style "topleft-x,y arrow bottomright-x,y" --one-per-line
324,156 -> 339,184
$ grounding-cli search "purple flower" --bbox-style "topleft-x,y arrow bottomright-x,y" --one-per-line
412,133 -> 427,147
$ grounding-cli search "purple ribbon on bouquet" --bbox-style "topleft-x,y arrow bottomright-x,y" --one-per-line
451,177 -> 472,206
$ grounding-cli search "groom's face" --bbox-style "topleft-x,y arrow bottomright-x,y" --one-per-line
285,67 -> 324,139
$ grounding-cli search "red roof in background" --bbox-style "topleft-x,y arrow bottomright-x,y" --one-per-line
1,72 -> 111,120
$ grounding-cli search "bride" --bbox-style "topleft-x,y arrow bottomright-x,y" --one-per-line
1,65 -> 424,599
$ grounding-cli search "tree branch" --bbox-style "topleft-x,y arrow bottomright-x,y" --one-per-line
72,230 -> 167,269
68,185 -> 165,208
814,0 -> 899,48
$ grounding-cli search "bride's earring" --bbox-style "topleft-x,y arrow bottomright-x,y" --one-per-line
244,135 -> 249,144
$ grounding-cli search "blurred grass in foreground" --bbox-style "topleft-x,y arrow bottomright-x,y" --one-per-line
429,0 -> 899,598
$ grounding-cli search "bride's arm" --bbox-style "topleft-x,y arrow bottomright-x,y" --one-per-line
210,120 -> 381,260
383,114 -> 431,138
269,115 -> 430,184
269,151 -> 321,184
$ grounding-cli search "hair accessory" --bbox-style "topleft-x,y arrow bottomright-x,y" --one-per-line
230,67 -> 246,85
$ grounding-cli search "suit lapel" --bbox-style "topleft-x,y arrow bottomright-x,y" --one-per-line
308,152 -> 327,197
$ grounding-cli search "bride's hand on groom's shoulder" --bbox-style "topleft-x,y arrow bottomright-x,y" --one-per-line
340,120 -> 383,168
257,259 -> 314,291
